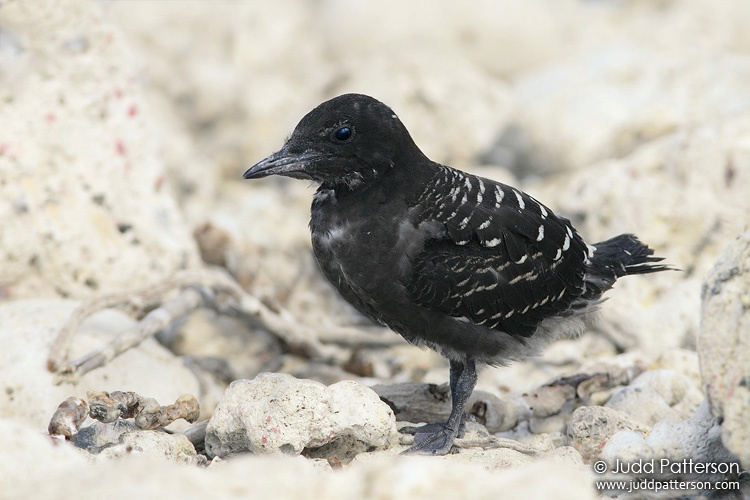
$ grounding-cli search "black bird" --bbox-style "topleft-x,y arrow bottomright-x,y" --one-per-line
244,93 -> 670,455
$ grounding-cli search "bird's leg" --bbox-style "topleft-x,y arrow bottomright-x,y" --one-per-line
448,358 -> 468,438
403,358 -> 477,455
400,359 -> 467,436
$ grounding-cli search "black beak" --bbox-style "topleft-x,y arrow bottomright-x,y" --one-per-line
244,146 -> 322,180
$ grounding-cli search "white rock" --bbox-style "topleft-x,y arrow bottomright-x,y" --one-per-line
71,421 -> 196,463
598,430 -> 654,465
567,406 -> 650,463
0,300 -> 201,431
102,430 -> 196,463
514,47 -> 750,174
699,231 -> 750,469
1,433 -> 597,500
2,435 -> 344,500
0,0 -> 200,299
653,349 -> 702,386
545,445 -> 585,467
600,401 -> 739,485
361,456 -> 595,500
0,418 -> 88,500
205,373 -> 397,458
605,369 -> 703,426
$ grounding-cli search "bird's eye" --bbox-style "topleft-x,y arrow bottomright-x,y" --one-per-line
334,126 -> 353,142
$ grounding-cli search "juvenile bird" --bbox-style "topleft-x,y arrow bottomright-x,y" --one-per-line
244,93 -> 669,455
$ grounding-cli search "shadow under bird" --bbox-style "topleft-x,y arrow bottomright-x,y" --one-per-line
244,93 -> 670,455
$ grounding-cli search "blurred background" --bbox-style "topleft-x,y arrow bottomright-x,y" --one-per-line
1,0 -> 749,446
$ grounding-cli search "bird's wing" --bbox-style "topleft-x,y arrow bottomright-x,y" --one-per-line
404,167 -> 590,338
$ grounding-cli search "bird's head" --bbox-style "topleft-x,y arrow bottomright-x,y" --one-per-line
244,93 -> 424,189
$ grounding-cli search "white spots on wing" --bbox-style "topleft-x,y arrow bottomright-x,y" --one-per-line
538,202 -> 548,219
478,218 -> 492,230
562,233 -> 571,251
459,215 -> 472,228
509,269 -> 537,284
449,185 -> 460,202
554,248 -> 562,260
476,308 -> 485,315
464,176 -> 472,191
476,178 -> 485,203
494,186 -> 504,208
513,190 -> 525,210
460,193 -> 468,204
587,244 -> 597,258
456,239 -> 470,246
449,260 -> 469,273
485,237 -> 502,248
536,225 -> 545,241
515,255 -> 527,265
483,309 -> 513,322
566,225 -> 573,238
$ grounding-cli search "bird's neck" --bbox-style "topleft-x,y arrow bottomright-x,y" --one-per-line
324,155 -> 435,198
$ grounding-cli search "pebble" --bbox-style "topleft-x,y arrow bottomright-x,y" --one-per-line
205,373 -> 397,458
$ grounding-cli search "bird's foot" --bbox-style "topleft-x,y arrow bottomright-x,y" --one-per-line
400,423 -> 458,455
400,416 -> 466,438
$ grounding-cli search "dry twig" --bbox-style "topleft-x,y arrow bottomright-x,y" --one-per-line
398,433 -> 540,455
49,268 -> 349,384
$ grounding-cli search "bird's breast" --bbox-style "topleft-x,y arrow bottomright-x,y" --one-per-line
310,191 -> 418,295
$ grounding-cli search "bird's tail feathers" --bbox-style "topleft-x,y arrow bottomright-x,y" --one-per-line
580,234 -> 673,301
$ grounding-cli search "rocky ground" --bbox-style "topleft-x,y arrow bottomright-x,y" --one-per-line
1,1 -> 749,499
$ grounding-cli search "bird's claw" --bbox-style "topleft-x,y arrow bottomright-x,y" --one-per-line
401,423 -> 458,455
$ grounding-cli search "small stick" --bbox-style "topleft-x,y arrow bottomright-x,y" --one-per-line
54,287 -> 203,384
50,269 -> 349,384
453,436 -> 540,455
398,433 -> 540,455
47,282 -> 179,372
